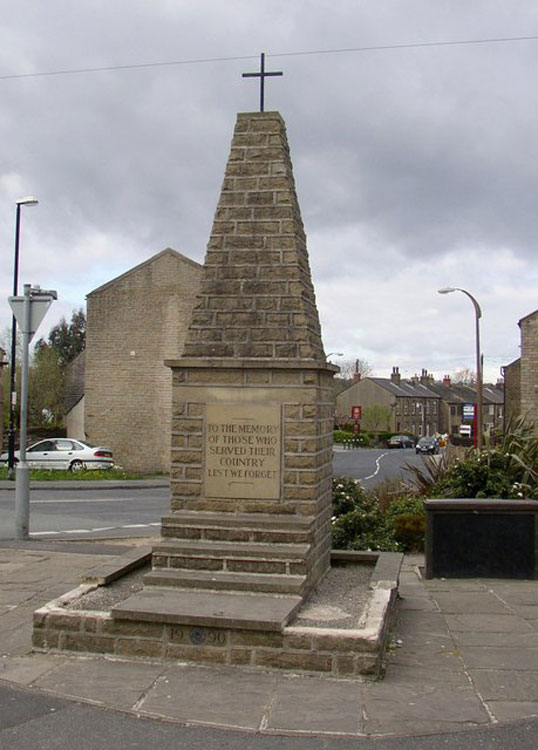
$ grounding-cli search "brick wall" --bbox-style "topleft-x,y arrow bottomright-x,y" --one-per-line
85,249 -> 202,473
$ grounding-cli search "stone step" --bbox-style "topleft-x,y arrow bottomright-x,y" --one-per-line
143,568 -> 307,595
112,588 -> 303,632
161,511 -> 314,545
152,539 -> 310,576
153,539 -> 310,560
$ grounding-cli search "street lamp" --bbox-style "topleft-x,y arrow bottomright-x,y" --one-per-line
326,352 -> 344,360
438,286 -> 483,449
7,197 -> 39,479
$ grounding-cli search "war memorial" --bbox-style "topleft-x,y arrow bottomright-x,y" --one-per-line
32,107 -> 401,678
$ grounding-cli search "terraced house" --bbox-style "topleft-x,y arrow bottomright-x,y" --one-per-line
336,367 -> 504,439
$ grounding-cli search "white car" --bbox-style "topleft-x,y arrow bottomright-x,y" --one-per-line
1,438 -> 114,471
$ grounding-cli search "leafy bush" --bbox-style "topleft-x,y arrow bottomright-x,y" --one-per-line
331,476 -> 424,552
333,430 -> 372,447
393,514 -> 426,553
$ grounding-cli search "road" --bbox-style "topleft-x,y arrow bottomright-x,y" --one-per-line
0,449 -> 429,540
333,446 -> 432,488
2,681 -> 538,750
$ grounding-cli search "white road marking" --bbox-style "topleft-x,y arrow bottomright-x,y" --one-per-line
30,522 -> 159,538
30,497 -> 138,504
360,451 -> 389,483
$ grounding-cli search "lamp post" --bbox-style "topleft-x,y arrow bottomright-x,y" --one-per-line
326,352 -> 344,360
438,286 -> 483,449
7,197 -> 38,479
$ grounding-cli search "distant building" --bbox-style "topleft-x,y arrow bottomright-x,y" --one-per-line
336,366 -> 504,439
503,309 -> 538,427
80,248 -> 202,473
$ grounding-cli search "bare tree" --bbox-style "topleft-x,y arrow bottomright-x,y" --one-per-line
451,367 -> 477,385
336,358 -> 373,381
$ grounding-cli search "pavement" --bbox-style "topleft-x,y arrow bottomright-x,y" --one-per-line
1,542 -> 538,744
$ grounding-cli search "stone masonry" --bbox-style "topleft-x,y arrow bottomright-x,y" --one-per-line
84,248 -> 202,473
107,112 -> 339,667
31,113 -> 400,680
519,310 -> 538,425
147,111 -> 336,597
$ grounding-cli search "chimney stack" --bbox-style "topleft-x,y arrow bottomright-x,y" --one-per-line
390,366 -> 401,385
442,375 -> 451,386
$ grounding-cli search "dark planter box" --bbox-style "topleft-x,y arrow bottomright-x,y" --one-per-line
424,499 -> 538,580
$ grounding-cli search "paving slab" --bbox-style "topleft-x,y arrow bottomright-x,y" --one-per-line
265,674 -> 363,734
508,604 -> 538,620
33,657 -> 166,710
139,664 -> 276,729
470,668 -> 538,703
0,654 -> 66,685
451,630 -> 538,647
460,646 -> 538,670
487,701 -> 538,722
362,682 -> 490,735
430,591 -> 512,614
444,613 -> 534,632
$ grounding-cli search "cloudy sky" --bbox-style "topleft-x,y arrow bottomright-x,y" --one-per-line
1,1 -> 537,382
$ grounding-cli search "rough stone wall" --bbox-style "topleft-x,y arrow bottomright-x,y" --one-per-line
85,249 -> 202,473
503,358 -> 521,426
520,312 -> 538,424
183,112 -> 324,362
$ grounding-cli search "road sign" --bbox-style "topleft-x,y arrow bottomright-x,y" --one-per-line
9,292 -> 55,342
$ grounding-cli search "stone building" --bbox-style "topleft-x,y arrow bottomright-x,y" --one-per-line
503,309 -> 538,427
83,248 -> 202,473
336,367 -> 504,439
336,367 -> 441,436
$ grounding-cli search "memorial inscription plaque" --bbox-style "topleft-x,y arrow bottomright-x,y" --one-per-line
205,403 -> 281,499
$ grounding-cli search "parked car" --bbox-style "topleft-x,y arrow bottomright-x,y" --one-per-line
388,434 -> 415,449
415,436 -> 439,455
1,438 -> 114,471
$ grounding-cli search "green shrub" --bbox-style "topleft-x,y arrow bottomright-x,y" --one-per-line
333,430 -> 371,447
333,430 -> 354,444
393,514 -> 426,552
332,507 -> 398,551
332,476 -> 371,517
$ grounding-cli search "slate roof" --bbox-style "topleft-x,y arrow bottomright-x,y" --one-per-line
369,378 -> 440,399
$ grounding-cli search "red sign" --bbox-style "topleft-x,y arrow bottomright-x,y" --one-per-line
351,405 -> 361,420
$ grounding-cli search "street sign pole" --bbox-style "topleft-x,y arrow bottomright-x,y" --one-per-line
9,284 -> 57,540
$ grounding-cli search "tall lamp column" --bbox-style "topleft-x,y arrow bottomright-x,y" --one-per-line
438,286 -> 483,449
7,197 -> 38,479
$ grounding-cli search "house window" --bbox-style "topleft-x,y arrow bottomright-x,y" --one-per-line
433,401 -> 437,414
411,402 -> 416,415
395,401 -> 401,416
403,400 -> 408,415
450,405 -> 456,416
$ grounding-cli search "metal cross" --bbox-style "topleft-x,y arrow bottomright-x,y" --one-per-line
242,53 -> 283,112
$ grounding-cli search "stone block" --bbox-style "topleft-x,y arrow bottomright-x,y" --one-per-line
32,630 -> 60,649
230,648 -> 253,665
46,614 -> 83,632
101,620 -> 165,638
165,644 -> 227,664
255,649 -> 332,672
117,639 -> 164,659
62,634 -> 116,654
231,631 -> 284,648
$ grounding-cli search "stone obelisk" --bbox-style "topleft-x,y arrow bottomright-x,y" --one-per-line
117,112 -> 336,633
